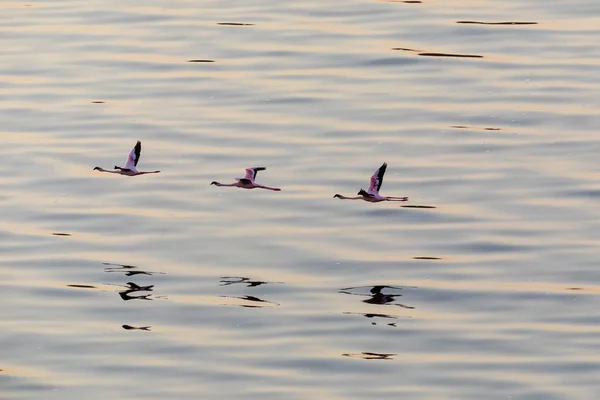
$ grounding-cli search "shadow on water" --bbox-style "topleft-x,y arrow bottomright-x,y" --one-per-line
456,21 -> 538,25
343,352 -> 397,360
400,205 -> 436,209
52,232 -> 71,236
187,59 -> 215,63
340,285 -> 415,309
219,295 -> 279,308
413,256 -> 442,260
122,324 -> 151,331
219,276 -> 282,287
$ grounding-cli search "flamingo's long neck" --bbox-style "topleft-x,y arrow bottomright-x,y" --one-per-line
336,194 -> 363,200
94,167 -> 120,174
213,182 -> 238,187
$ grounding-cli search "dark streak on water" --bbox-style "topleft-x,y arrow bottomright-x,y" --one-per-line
67,284 -> 97,289
343,352 -> 397,360
413,256 -> 442,260
392,48 -> 483,58
418,52 -> 484,58
451,125 -> 501,131
91,101 -> 105,104
122,325 -> 151,331
401,205 -> 437,209
187,59 -> 215,63
217,22 -> 254,26
456,21 -> 538,25
52,232 -> 71,236
392,47 -> 419,52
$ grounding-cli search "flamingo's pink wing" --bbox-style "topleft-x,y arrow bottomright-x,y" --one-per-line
244,168 -> 255,181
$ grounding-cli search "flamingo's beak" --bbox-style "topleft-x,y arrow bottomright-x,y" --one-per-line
210,181 -> 218,185
333,194 -> 341,199
93,167 -> 100,171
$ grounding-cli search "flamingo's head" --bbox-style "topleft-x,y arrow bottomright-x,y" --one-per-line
210,181 -> 219,186
333,194 -> 342,199
93,166 -> 101,171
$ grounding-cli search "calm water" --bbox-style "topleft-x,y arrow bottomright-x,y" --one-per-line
2,0 -> 600,398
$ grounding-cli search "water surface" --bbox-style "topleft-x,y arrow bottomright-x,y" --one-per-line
2,0 -> 600,399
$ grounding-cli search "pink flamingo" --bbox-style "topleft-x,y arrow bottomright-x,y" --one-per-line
334,162 -> 408,202
211,167 -> 281,191
93,141 -> 160,176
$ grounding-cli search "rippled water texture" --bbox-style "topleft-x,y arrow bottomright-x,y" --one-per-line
2,0 -> 600,399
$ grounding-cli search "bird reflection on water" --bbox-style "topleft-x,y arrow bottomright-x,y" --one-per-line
219,276 -> 281,307
340,285 -> 415,309
343,311 -> 402,327
103,262 -> 164,276
219,276 -> 282,287
125,282 -> 154,292
119,282 -> 154,301
219,295 -> 279,308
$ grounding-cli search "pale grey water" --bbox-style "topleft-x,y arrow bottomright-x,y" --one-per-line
1,0 -> 600,399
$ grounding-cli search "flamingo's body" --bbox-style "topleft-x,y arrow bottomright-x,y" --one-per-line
211,167 -> 281,191
334,162 -> 407,202
94,141 -> 160,176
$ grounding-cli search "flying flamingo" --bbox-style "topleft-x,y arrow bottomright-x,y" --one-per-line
211,167 -> 281,191
334,162 -> 408,202
93,141 -> 160,176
